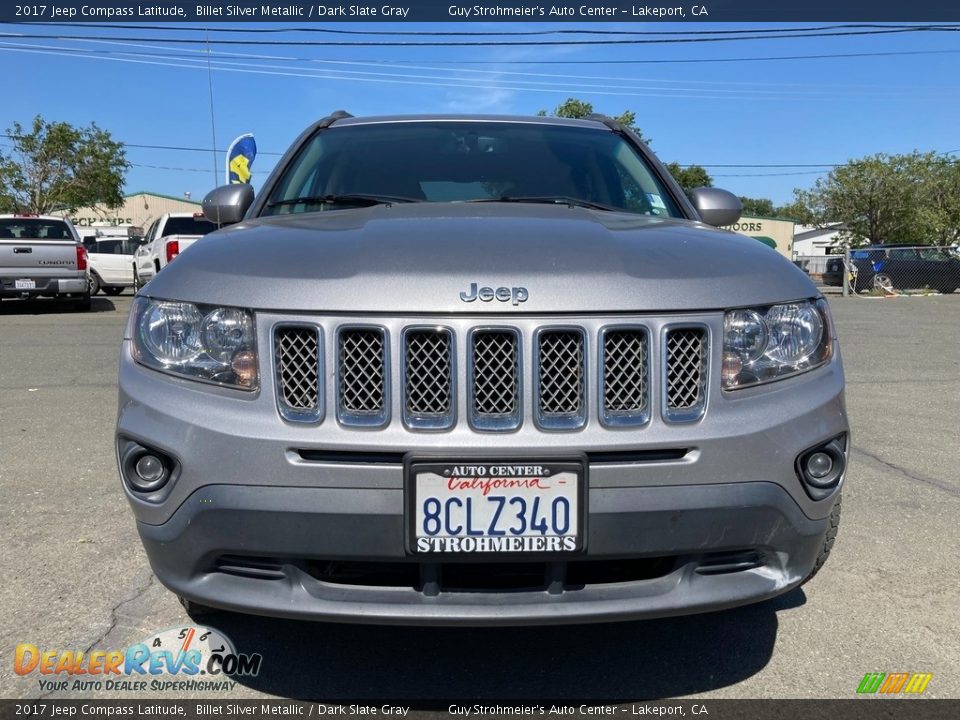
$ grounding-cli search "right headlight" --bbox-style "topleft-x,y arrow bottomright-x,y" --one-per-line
130,296 -> 259,390
722,298 -> 833,390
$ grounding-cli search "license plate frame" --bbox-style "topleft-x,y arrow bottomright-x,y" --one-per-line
404,455 -> 587,556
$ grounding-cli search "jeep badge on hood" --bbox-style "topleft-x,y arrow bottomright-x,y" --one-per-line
459,283 -> 529,305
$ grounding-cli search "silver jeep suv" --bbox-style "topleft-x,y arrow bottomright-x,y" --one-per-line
117,113 -> 848,625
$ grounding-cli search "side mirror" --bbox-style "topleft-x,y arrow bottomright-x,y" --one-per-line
688,187 -> 742,228
202,184 -> 254,226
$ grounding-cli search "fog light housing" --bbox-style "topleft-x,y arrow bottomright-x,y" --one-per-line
119,441 -> 177,496
796,435 -> 846,500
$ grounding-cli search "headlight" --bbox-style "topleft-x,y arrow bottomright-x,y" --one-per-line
130,297 -> 258,390
722,299 -> 833,390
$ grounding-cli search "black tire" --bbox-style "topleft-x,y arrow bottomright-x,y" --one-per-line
88,272 -> 101,296
178,595 -> 219,617
803,494 -> 841,585
75,293 -> 92,312
104,287 -> 124,296
133,267 -> 142,293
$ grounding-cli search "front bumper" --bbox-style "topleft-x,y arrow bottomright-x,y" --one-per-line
137,480 -> 831,625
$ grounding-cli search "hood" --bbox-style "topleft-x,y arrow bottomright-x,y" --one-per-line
143,203 -> 816,313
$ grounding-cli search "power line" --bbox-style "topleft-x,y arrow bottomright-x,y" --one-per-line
426,49 -> 960,64
14,37 -> 955,93
5,32 -> 959,65
713,171 -> 832,177
1,26 -> 959,47
0,43 -> 949,103
130,141 -> 284,155
12,22 -> 959,36
131,162 -> 262,173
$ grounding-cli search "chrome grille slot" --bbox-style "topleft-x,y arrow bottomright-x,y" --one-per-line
536,329 -> 586,429
602,329 -> 649,425
338,327 -> 388,426
275,326 -> 322,422
470,330 -> 521,430
404,328 -> 454,429
665,327 -> 708,421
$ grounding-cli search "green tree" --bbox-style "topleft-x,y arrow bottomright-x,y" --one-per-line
538,98 -> 649,143
738,196 -> 775,217
914,154 -> 960,246
664,162 -> 712,191
773,199 -> 817,225
0,115 -> 129,215
792,152 -> 946,245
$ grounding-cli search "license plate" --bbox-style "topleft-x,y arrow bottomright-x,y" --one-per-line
406,458 -> 585,555
15,279 -> 35,290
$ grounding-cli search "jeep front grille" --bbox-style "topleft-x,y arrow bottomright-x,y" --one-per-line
665,327 -> 708,420
273,319 -> 710,430
275,326 -> 321,421
602,328 -> 649,425
470,330 -> 521,430
404,329 -> 454,429
536,329 -> 586,428
338,327 -> 388,426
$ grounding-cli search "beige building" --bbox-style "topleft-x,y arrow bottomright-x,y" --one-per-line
721,215 -> 796,259
56,191 -> 201,233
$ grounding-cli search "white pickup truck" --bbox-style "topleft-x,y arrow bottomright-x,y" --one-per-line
0,214 -> 90,311
132,212 -> 217,291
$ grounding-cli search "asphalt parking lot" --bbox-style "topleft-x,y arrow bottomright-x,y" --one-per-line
0,294 -> 957,700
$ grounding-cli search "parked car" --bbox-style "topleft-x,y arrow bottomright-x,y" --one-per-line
822,256 -> 845,287
117,112 -> 848,624
132,212 -> 217,290
823,245 -> 960,293
0,214 -> 90,310
82,236 -> 140,295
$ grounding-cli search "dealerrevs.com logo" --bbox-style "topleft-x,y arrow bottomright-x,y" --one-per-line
14,626 -> 262,693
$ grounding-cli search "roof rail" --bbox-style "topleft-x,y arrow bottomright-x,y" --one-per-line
584,113 -> 623,132
318,110 -> 354,129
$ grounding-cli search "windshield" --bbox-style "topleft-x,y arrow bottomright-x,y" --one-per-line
262,121 -> 683,218
86,238 -> 139,255
0,219 -> 74,240
162,216 -> 217,236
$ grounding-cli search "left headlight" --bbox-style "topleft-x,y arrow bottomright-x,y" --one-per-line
722,298 -> 833,390
130,297 -> 258,390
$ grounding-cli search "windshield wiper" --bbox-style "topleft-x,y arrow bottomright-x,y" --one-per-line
266,193 -> 422,208
469,195 -> 619,212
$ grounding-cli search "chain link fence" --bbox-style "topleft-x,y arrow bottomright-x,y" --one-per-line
795,246 -> 960,296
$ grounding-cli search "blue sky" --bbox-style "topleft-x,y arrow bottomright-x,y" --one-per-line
2,21 -> 959,206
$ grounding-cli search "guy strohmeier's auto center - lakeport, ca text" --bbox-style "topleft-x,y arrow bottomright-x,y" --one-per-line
33,4 -> 708,20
